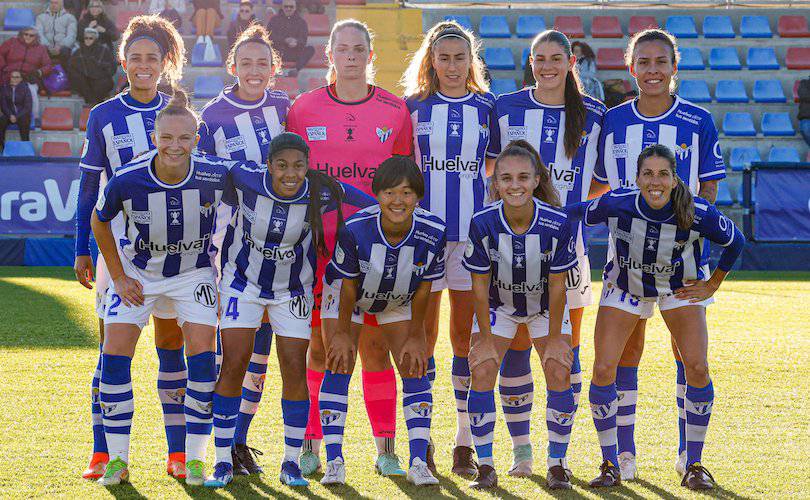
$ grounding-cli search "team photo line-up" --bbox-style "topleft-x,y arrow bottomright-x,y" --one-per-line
72,12 -> 745,492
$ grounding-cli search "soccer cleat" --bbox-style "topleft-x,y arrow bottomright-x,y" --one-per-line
185,460 -> 206,486
375,453 -> 406,477
425,437 -> 437,474
321,457 -> 346,485
589,460 -> 621,488
675,450 -> 687,477
681,463 -> 715,490
280,461 -> 309,487
204,462 -> 234,488
167,452 -> 186,479
407,457 -> 439,486
451,446 -> 478,477
618,451 -> 637,480
82,452 -> 109,480
470,464 -> 498,489
230,447 -> 250,476
546,465 -> 573,490
233,444 -> 263,475
299,450 -> 322,476
97,457 -> 129,486
508,444 -> 533,477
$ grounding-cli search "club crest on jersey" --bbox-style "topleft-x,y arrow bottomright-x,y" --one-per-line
195,283 -> 217,308
409,402 -> 432,418
376,126 -> 393,143
540,249 -> 553,262
480,123 -> 489,139
544,127 -> 556,143
449,122 -> 461,137
200,202 -> 214,218
320,409 -> 342,426
675,142 -> 692,160
646,238 -> 657,251
580,129 -> 588,146
413,261 -> 427,276
169,209 -> 182,226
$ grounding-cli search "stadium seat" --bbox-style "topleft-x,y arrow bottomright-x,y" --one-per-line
516,15 -> 546,38
768,147 -> 801,163
305,43 -> 327,68
480,15 -> 510,38
786,48 -> 810,69
522,47 -> 531,68
716,182 -> 734,206
740,16 -> 772,38
729,147 -> 760,171
678,80 -> 711,103
2,141 -> 35,157
723,112 -> 756,136
490,78 -> 517,96
444,15 -> 472,31
591,16 -> 623,38
665,16 -> 697,38
79,107 -> 90,131
40,141 -> 73,158
304,14 -> 330,36
116,10 -> 143,31
553,16 -> 584,38
191,43 -> 222,67
194,75 -> 223,99
678,47 -> 704,70
41,107 -> 73,131
747,47 -> 779,70
703,16 -> 735,38
715,80 -> 748,103
629,15 -> 658,36
274,76 -> 298,97
335,0 -> 366,5
3,8 -> 35,31
752,80 -> 786,103
794,80 -> 801,102
761,112 -> 795,136
484,47 -> 515,70
39,89 -> 71,97
596,48 -> 625,70
778,15 -> 810,37
709,47 -> 741,70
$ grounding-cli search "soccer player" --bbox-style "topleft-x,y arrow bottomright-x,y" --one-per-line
400,20 -> 493,476
578,144 -> 743,490
591,28 -> 726,480
285,19 -> 414,477
73,14 -> 189,480
464,140 -> 577,490
486,30 -> 606,478
319,156 -> 446,486
91,90 -> 230,486
205,132 -> 374,488
198,23 -> 289,475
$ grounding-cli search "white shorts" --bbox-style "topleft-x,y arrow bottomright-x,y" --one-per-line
565,253 -> 593,309
219,290 -> 312,339
321,279 -> 411,326
104,268 -> 218,328
95,252 -> 175,320
430,241 -> 472,292
472,308 -> 572,339
599,281 -> 713,319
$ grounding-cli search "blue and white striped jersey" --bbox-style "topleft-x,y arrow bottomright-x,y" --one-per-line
581,189 -> 738,298
220,164 -> 375,301
95,150 -> 233,282
198,86 -> 289,165
463,199 -> 577,317
407,91 -> 495,241
325,205 -> 447,314
594,96 -> 726,193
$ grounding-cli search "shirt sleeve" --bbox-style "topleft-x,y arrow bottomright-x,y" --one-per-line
592,119 -> 609,183
221,164 -> 238,206
75,169 -> 100,256
697,203 -> 737,247
94,175 -> 123,222
550,219 -> 578,273
336,182 -> 376,210
328,224 -> 360,279
285,99 -> 301,136
392,103 -> 414,156
462,217 -> 491,273
485,104 -> 502,158
423,232 -> 446,281
582,193 -> 611,226
79,109 -> 107,172
698,116 -> 726,182
197,118 -> 216,156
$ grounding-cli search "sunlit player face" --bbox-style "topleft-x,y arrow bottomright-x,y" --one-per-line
152,113 -> 199,171
329,27 -> 372,82
531,41 -> 575,94
123,38 -> 166,93
269,148 -> 307,198
432,37 -> 470,95
376,179 -> 419,227
631,40 -> 676,98
493,156 -> 540,209
233,41 -> 274,99
636,156 -> 675,209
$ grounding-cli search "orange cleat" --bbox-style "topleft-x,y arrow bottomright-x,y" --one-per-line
82,452 -> 109,480
167,452 -> 187,479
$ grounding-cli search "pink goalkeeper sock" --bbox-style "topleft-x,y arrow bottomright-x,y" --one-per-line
305,369 -> 325,440
362,368 -> 397,438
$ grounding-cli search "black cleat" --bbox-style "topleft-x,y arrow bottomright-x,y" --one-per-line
426,437 -> 437,474
546,465 -> 573,490
230,447 -> 250,476
234,443 -> 264,475
681,463 -> 715,490
452,446 -> 478,477
470,464 -> 498,489
589,460 -> 621,488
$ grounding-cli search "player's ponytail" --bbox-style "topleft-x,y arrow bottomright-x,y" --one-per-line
493,139 -> 561,207
306,170 -> 345,257
119,14 -> 185,87
637,144 -> 694,230
156,87 -> 200,128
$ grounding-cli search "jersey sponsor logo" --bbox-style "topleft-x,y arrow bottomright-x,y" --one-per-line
288,295 -> 311,320
306,126 -> 327,141
136,233 -> 211,255
168,208 -> 182,226
612,143 -> 628,159
613,227 -> 634,244
376,126 -> 393,143
414,229 -> 439,246
492,277 -> 546,295
644,129 -> 657,144
194,282 -> 217,308
361,289 -> 414,304
112,133 -> 135,149
675,109 -> 700,126
314,162 -> 376,180
718,214 -> 729,232
194,170 -> 225,183
225,136 -> 247,153
244,233 -> 297,262
415,122 -> 433,135
713,141 -> 722,160
507,126 -> 526,141
617,255 -> 680,275
131,210 -> 152,224
421,155 -> 479,176
549,164 -> 581,190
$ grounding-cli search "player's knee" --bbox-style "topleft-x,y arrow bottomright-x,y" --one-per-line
543,359 -> 570,388
684,358 -> 710,385
592,359 -> 617,385
470,360 -> 498,390
618,340 -> 644,366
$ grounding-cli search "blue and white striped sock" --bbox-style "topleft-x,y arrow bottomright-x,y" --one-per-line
402,376 -> 432,466
156,347 -> 186,455
100,354 -> 134,464
547,388 -> 575,469
426,356 -> 436,388
185,351 -> 216,463
213,393 -> 241,466
451,356 -> 473,447
468,389 -> 497,467
91,344 -> 107,454
499,348 -> 534,449
676,360 -> 687,456
320,371 -> 351,461
215,327 -> 222,375
234,324 -> 273,446
282,399 -> 309,464
589,382 -> 618,466
570,346 -> 583,413
616,366 -> 638,456
685,381 -> 714,467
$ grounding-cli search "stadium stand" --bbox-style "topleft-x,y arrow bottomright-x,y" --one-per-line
786,48 -> 810,70
596,48 -> 625,70
710,47 -> 742,70
591,16 -> 623,38
778,15 -> 810,37
484,47 -> 515,70
516,15 -> 546,38
716,181 -> 734,206
444,15 -> 472,31
723,112 -> 756,136
480,15 -> 510,38
39,141 -> 73,158
747,47 -> 779,70
79,108 -> 90,132
305,43 -> 328,68
628,15 -> 658,36
768,147 -> 801,163
304,14 -> 331,37
3,8 -> 35,31
729,147 -> 761,171
752,80 -> 787,103
194,76 -> 224,99
665,15 -> 698,38
553,16 -> 584,38
678,80 -> 711,103
2,141 -> 35,157
191,43 -> 223,67
715,80 -> 748,103
490,78 -> 517,96
677,47 -> 704,70
740,15 -> 772,38
41,108 -> 73,132
703,16 -> 735,38
761,112 -> 795,136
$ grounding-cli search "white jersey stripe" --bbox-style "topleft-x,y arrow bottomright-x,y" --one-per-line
428,104 -> 448,224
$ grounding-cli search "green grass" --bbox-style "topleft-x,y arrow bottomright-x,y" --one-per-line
0,267 -> 807,499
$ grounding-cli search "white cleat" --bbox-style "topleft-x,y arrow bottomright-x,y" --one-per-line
320,457 -> 346,485
618,451 -> 637,481
508,444 -> 533,477
407,458 -> 439,486
675,450 -> 687,477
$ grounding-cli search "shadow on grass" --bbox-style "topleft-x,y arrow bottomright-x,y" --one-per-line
104,482 -> 148,499
245,474 -> 331,500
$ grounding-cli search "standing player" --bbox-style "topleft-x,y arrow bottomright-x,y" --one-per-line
73,14 -> 189,480
486,29 -> 605,477
285,19 -> 414,477
579,144 -> 744,490
198,23 -> 288,475
91,91 -> 230,486
591,29 -> 726,480
400,20 -> 493,476
319,156 -> 446,486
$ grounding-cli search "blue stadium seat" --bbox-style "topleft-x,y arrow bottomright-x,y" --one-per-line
516,15 -> 546,38
191,43 -> 222,67
761,112 -> 795,136
490,78 -> 518,96
522,47 -> 530,68
480,15 -> 510,38
715,80 -> 748,103
729,147 -> 761,171
703,16 -> 735,38
678,48 -> 704,70
666,16 -> 697,38
484,47 -> 515,70
2,140 -> 35,157
747,47 -> 779,70
768,147 -> 800,163
444,15 -> 472,31
740,16 -> 772,38
194,75 -> 224,99
716,182 -> 734,206
723,113 -> 756,136
678,80 -> 711,103
4,8 -> 35,31
752,80 -> 786,103
709,47 -> 741,70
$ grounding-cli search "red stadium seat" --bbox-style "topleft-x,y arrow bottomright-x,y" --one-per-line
304,14 -> 330,36
786,47 -> 810,69
597,48 -> 626,70
592,16 -> 623,38
80,107 -> 90,131
40,141 -> 73,157
794,80 -> 800,103
275,76 -> 298,97
778,15 -> 810,37
306,77 -> 323,92
306,43 -> 328,68
38,89 -> 71,97
553,16 -> 584,38
41,107 -> 73,131
116,10 -> 144,31
629,15 -> 658,36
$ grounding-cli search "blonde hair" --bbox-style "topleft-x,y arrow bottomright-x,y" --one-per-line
325,19 -> 375,85
400,21 -> 489,100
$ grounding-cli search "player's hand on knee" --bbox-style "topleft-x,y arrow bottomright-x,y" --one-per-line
674,279 -> 717,302
74,255 -> 94,289
541,336 -> 573,371
468,335 -> 498,372
399,335 -> 427,378
326,331 -> 355,374
113,275 -> 144,307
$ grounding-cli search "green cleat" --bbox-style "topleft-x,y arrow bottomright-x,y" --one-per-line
375,453 -> 406,477
185,459 -> 206,486
299,450 -> 321,476
97,457 -> 129,486
508,443 -> 533,477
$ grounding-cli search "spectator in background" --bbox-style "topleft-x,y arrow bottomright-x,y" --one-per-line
193,0 -> 224,46
797,77 -> 810,148
77,1 -> 119,51
267,0 -> 314,76
228,1 -> 258,50
36,0 -> 77,66
148,0 -> 185,31
67,27 -> 115,105
63,0 -> 87,20
0,70 -> 33,151
571,41 -> 604,101
0,28 -> 53,121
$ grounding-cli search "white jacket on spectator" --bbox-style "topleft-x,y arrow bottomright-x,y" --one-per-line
148,0 -> 186,15
36,8 -> 77,49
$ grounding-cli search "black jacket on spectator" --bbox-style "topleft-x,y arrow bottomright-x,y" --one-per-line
267,11 -> 308,58
0,81 -> 32,119
67,41 -> 116,104
798,78 -> 810,120
228,15 -> 258,51
78,12 -> 120,50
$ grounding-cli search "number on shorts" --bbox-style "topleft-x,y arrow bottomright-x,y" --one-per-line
489,310 -> 496,326
225,297 -> 239,320
108,293 -> 121,316
619,291 -> 640,307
